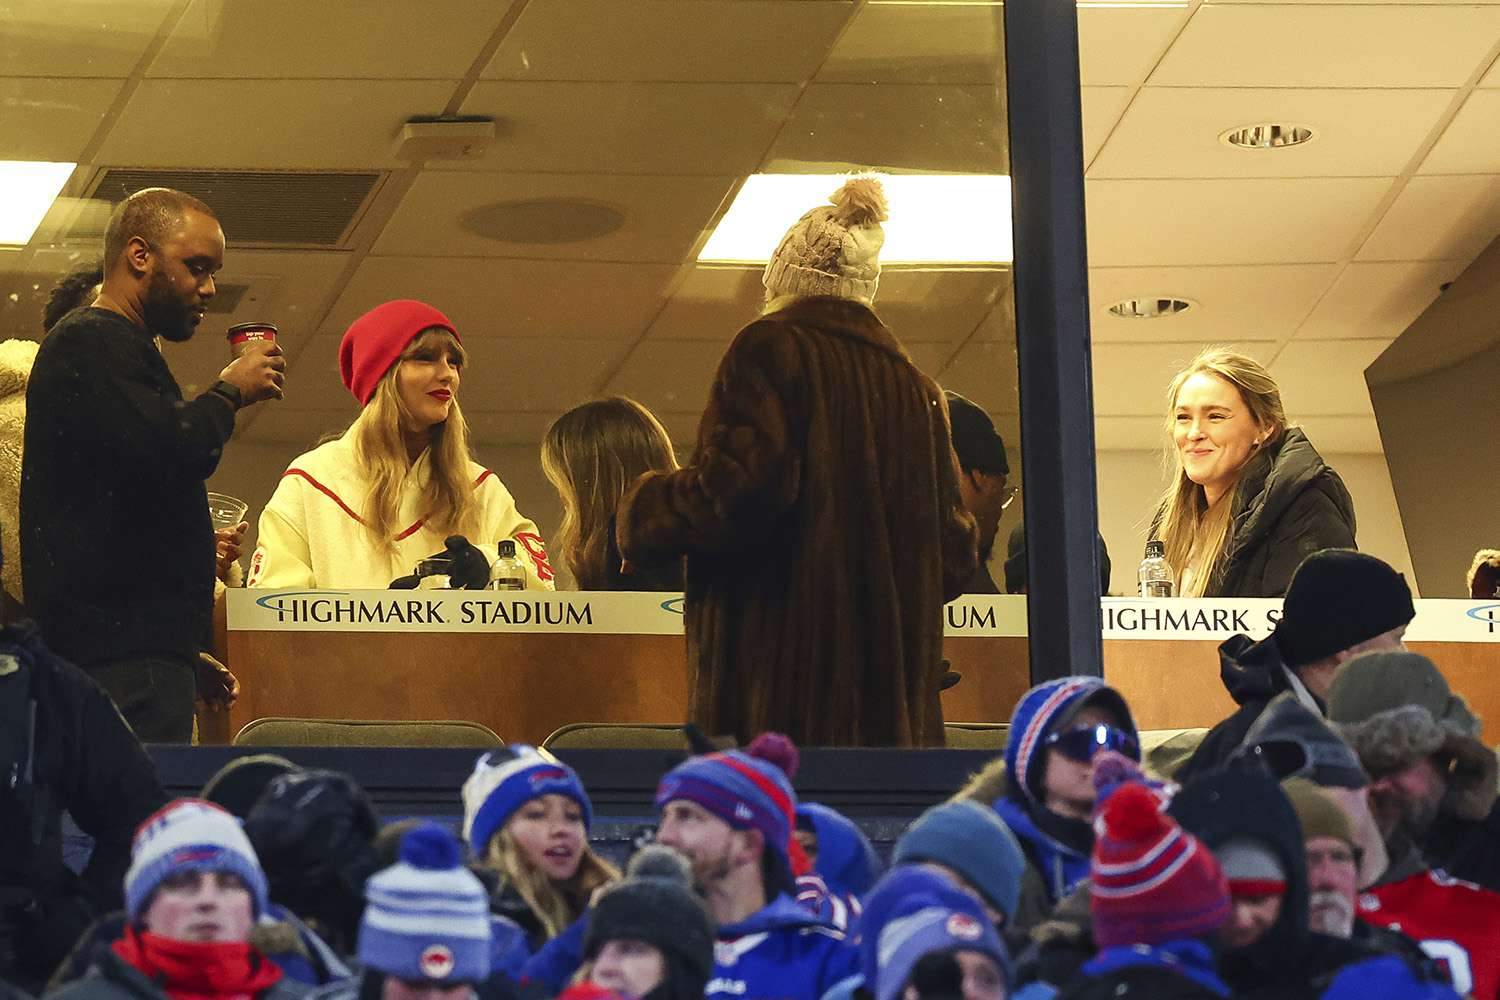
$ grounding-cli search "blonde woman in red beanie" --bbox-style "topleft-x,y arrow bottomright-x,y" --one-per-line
248,299 -> 553,589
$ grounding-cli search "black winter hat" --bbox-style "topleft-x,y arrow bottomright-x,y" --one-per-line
243,768 -> 382,952
1273,550 -> 1415,668
585,846 -> 714,1000
945,392 -> 1008,476
200,753 -> 300,819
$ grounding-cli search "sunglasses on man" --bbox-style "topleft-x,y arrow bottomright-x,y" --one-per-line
1044,723 -> 1140,763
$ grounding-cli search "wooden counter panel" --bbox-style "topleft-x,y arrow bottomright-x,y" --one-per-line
212,632 -> 1498,747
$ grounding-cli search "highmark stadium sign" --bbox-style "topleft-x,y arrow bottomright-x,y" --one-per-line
226,591 -> 1500,642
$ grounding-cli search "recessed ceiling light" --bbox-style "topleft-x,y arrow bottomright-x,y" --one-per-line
700,173 -> 1012,265
1220,124 -> 1316,150
1107,297 -> 1195,319
461,199 -> 625,244
0,161 -> 75,246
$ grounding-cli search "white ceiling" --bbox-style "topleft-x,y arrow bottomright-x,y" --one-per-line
0,0 -> 1496,465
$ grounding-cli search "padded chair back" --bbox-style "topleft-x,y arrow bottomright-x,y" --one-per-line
233,717 -> 503,748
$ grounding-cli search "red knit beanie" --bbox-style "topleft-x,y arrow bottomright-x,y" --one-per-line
1090,782 -> 1230,948
339,299 -> 459,405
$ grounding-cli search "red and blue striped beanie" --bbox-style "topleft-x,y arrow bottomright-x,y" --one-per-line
655,749 -> 797,865
1004,677 -> 1136,807
1090,782 -> 1229,948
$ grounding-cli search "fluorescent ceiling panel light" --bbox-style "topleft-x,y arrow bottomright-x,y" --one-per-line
0,161 -> 74,246
700,173 -> 1012,265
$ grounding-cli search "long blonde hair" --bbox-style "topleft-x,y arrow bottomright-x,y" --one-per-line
348,328 -> 480,547
482,827 -> 618,939
540,397 -> 678,589
1153,349 -> 1287,596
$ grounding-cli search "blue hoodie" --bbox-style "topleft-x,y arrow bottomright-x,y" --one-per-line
1080,940 -> 1231,998
996,677 -> 1137,904
710,893 -> 859,1000
798,803 -> 882,902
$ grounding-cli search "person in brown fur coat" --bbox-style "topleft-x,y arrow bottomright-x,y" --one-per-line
617,177 -> 977,748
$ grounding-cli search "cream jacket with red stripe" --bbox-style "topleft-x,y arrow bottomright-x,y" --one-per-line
247,433 -> 554,591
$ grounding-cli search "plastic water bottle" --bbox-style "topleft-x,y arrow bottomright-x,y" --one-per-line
1138,540 -> 1175,598
488,540 -> 526,591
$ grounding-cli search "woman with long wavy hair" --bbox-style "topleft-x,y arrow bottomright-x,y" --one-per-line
542,396 -> 681,591
249,299 -> 553,589
462,745 -> 618,951
1151,348 -> 1355,598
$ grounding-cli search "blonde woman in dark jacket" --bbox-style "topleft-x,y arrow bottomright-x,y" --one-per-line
1153,349 -> 1355,598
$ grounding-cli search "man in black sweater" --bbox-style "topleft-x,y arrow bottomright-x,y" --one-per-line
20,187 -> 285,741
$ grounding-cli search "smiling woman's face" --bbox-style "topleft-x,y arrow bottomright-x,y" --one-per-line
141,869 -> 254,943
1173,371 -> 1266,502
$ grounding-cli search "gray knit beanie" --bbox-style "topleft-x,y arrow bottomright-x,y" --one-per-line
763,176 -> 887,304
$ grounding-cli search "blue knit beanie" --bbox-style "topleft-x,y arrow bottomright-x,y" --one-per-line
893,800 -> 1026,922
797,802 -> 883,899
462,745 -> 593,856
1005,677 -> 1137,806
359,823 -> 492,984
859,866 -> 970,987
875,891 -> 1011,1000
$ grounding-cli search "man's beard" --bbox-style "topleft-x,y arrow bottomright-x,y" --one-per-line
1308,890 -> 1355,938
1373,788 -> 1443,844
144,269 -> 196,343
687,846 -> 735,893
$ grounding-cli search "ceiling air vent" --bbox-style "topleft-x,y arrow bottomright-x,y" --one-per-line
80,168 -> 384,248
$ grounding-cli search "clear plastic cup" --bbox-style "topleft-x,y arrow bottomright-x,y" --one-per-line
207,492 -> 249,532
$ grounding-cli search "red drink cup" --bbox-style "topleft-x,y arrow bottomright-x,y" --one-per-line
227,322 -> 278,360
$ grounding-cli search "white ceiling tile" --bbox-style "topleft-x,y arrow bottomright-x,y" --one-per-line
936,339 -> 1020,415
818,3 -> 1003,85
1270,338 -> 1389,415
1090,264 -> 1336,342
454,82 -> 801,175
96,80 -> 457,169
1420,91 -> 1500,175
1484,56 -> 1500,88
148,0 -> 514,78
1082,87 -> 1132,165
1078,7 -> 1188,87
322,256 -> 678,343
482,1 -> 854,83
373,172 -> 735,263
0,78 -> 124,161
1085,177 -> 1393,266
1357,174 -> 1500,261
1295,259 -> 1466,340
765,84 -> 1007,174
469,412 -> 560,448
647,267 -> 762,341
1151,6 -> 1500,88
1090,88 -> 1453,179
0,0 -> 175,76
606,340 -> 728,415
1092,342 -> 1274,416
878,270 -> 1011,343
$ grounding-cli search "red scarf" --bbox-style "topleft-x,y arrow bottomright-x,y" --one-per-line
112,926 -> 283,1000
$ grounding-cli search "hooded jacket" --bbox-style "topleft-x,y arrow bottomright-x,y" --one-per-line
989,679 -> 1137,906
1207,428 -> 1356,598
1057,940 -> 1230,1000
43,936 -> 309,1000
1175,633 -> 1314,783
1168,767 -> 1387,1000
708,894 -> 858,1000
617,297 -> 977,747
798,803 -> 882,902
